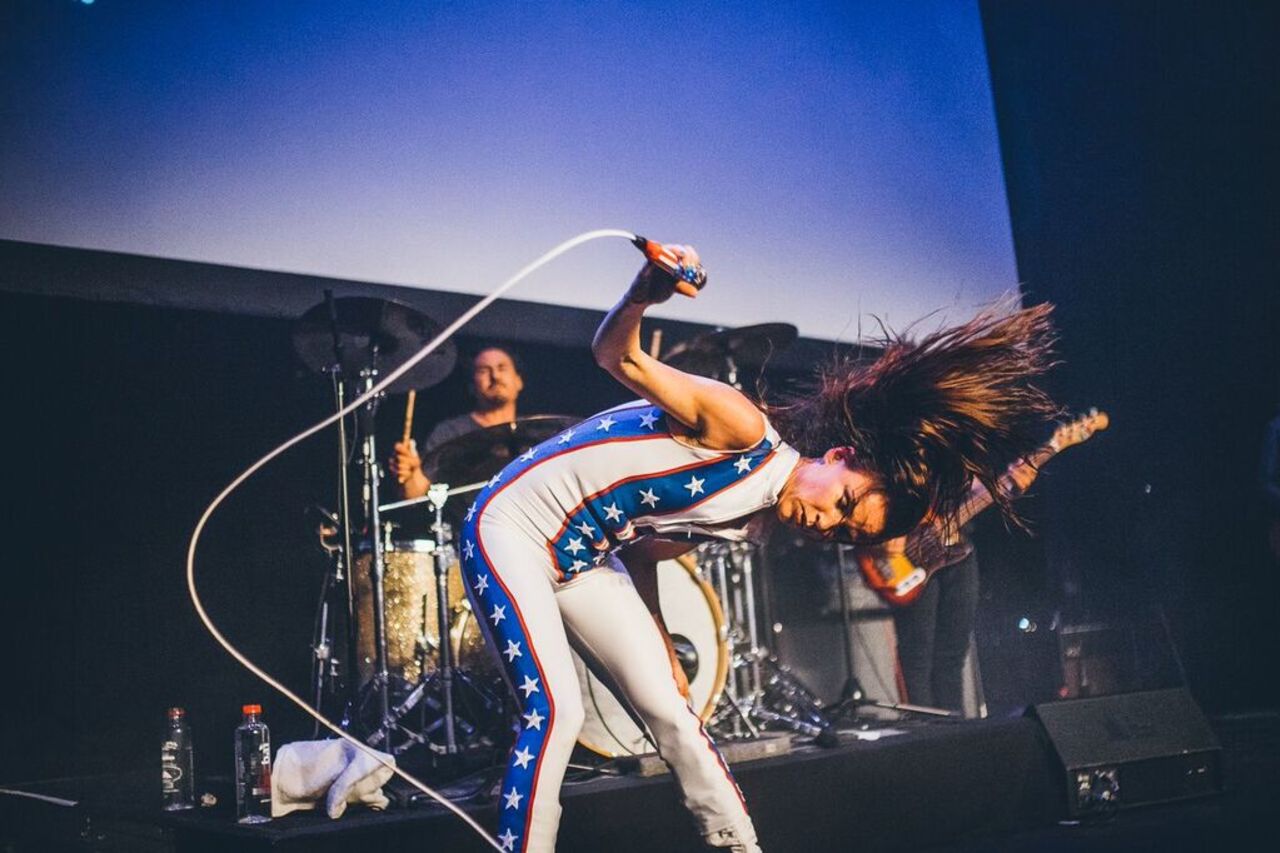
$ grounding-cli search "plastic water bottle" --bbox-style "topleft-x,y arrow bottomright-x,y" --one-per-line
160,707 -> 195,810
234,704 -> 272,824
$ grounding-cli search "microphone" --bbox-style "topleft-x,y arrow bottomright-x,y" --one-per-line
632,235 -> 707,290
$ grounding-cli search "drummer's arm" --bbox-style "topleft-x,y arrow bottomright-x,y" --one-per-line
593,250 -> 763,450
391,440 -> 431,499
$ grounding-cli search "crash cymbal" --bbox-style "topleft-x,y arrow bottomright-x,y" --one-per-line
422,415 -> 578,486
292,296 -> 456,393
662,322 -> 798,376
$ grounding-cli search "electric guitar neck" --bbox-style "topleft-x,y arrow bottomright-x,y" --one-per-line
855,408 -> 1110,608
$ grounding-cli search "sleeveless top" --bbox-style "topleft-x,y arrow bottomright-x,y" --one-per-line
463,400 -> 801,581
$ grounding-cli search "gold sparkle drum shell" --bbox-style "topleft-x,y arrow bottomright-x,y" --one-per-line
352,540 -> 464,687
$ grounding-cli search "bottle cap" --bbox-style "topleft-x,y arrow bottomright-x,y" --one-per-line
167,707 -> 185,718
242,704 -> 262,715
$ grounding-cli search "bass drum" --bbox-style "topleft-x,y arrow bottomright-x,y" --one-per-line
576,555 -> 728,757
451,555 -> 729,757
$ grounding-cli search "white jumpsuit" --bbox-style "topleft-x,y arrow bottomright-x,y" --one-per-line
459,400 -> 800,852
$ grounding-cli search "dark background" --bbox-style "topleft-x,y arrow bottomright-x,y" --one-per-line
1,0 -> 1277,785
981,0 -> 1280,711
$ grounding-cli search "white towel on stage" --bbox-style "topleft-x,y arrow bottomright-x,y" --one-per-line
270,739 -> 395,819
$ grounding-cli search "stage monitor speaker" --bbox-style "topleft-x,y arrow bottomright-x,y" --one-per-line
1028,688 -> 1222,817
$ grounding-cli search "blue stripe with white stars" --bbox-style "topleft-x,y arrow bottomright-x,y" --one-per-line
460,403 -> 776,580
548,437 -> 775,577
459,531 -> 552,851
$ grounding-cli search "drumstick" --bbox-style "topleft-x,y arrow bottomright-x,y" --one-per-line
402,390 -> 416,445
648,327 -> 663,359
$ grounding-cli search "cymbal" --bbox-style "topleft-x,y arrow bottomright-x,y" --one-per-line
423,415 -> 578,487
662,322 -> 798,376
292,297 -> 456,393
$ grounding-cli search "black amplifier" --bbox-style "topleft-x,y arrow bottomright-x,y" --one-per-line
1028,687 -> 1222,817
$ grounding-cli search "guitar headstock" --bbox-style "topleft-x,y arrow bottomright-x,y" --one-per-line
1050,408 -> 1110,451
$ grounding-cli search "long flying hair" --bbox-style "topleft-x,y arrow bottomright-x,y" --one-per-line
769,301 -> 1059,537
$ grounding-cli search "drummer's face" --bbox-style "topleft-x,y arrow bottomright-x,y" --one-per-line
472,348 -> 523,407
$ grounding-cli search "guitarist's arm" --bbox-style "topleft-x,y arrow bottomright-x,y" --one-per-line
937,457 -> 1041,543
880,535 -> 908,556
997,455 -> 1042,498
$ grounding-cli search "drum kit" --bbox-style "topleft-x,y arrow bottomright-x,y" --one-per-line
292,293 -> 835,772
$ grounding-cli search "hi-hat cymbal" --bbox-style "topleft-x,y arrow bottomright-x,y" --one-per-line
423,415 -> 578,487
292,297 -> 456,393
662,323 -> 798,376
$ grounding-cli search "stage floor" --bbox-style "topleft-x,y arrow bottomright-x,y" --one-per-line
2,713 -> 1275,852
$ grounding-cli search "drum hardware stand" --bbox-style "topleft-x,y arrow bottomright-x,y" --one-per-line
710,686 -> 761,740
308,504 -> 348,736
823,546 -> 953,723
326,292 -> 360,709
705,541 -> 833,739
353,363 -> 405,748
427,483 -> 461,753
292,294 -> 465,751
374,481 -> 508,759
309,290 -> 361,731
706,543 -> 758,737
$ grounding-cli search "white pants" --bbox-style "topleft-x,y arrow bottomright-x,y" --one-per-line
462,516 -> 755,852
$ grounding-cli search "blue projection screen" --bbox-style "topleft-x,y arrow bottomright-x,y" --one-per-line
0,1 -> 1016,342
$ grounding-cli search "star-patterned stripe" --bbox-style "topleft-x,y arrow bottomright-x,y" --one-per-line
545,441 -> 777,578
455,400 -> 778,581
460,522 -> 560,851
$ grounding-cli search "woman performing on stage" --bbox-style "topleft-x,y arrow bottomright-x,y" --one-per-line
458,245 -> 1057,852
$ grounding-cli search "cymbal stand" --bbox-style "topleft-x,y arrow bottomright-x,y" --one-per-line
380,483 -> 507,758
355,366 -> 399,746
728,543 -> 765,707
321,290 -> 359,718
308,505 -> 347,736
707,542 -> 771,738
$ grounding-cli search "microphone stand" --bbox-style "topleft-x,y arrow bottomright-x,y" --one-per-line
354,363 -> 399,747
823,546 -> 954,727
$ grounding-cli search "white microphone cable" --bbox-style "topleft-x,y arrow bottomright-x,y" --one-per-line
186,228 -> 636,851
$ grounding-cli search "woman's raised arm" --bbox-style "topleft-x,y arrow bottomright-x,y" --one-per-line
592,245 -> 764,451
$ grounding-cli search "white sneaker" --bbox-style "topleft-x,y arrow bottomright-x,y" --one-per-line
705,825 -> 762,853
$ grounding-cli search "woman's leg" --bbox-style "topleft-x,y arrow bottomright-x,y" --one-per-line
463,522 -> 585,853
555,561 -> 759,850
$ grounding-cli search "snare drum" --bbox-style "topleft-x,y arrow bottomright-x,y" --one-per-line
352,540 -> 465,687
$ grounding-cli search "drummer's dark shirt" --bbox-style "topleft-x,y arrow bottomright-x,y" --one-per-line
422,413 -> 481,478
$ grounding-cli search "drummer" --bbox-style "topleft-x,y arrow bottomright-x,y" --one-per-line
390,345 -> 525,499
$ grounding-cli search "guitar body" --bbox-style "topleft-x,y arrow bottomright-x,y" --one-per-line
853,528 -> 974,608
853,549 -> 928,607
